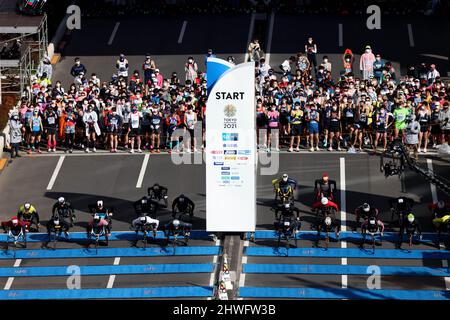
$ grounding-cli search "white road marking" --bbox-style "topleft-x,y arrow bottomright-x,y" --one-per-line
108,22 -> 120,45
338,23 -> 343,47
106,257 -> 120,289
407,24 -> 415,47
265,11 -> 275,65
209,240 -> 220,287
340,157 -> 348,290
427,159 -> 438,203
46,156 -> 65,190
136,154 -> 150,188
420,54 -> 449,61
427,160 -> 449,290
244,13 -> 256,62
177,21 -> 187,44
4,259 -> 21,290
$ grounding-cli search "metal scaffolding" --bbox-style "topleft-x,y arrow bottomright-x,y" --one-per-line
0,12 -> 48,100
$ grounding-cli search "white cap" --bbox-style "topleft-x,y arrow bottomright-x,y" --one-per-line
325,216 -> 332,226
97,200 -> 103,207
173,219 -> 180,227
58,197 -> 65,203
321,197 -> 329,206
284,221 -> 290,227
12,219 -> 18,224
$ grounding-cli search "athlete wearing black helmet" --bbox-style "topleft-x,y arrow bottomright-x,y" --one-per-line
172,194 -> 195,218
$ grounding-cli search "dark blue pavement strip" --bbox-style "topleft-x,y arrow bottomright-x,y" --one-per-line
0,231 -> 212,243
0,286 -> 213,300
243,264 -> 450,277
0,263 -> 214,277
245,247 -> 450,259
0,246 -> 221,260
245,231 -> 444,243
238,287 -> 450,300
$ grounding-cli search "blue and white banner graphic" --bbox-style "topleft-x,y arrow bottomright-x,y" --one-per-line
206,58 -> 256,232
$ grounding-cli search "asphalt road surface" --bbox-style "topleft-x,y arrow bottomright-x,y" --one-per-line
52,12 -> 449,89
0,150 -> 449,299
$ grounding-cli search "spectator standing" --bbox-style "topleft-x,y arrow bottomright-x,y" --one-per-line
405,114 -> 420,160
360,45 -> 376,80
427,64 -> 440,85
185,57 -> 198,82
70,57 -> 87,78
304,37 -> 318,75
116,53 -> 129,83
8,111 -> 22,158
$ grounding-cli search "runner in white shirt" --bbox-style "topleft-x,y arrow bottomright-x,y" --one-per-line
128,106 -> 143,153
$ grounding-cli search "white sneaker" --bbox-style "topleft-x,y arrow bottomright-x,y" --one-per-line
92,147 -> 96,152
48,148 -> 51,152
187,148 -> 192,153
137,149 -> 143,153
85,148 -> 90,153
337,147 -> 342,151
295,147 -> 300,152
328,147 -> 333,151
275,148 -> 280,152
418,148 -> 422,153
309,147 -> 314,152
130,149 -> 134,154
423,148 -> 427,153
288,147 -> 293,152
315,146 -> 320,151
52,148 -> 56,152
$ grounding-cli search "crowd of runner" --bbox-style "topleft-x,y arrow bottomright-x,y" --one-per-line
7,41 -> 450,157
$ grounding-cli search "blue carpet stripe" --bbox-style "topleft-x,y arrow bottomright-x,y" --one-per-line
0,230 -> 211,242
245,231 -> 443,242
243,264 -> 450,276
239,287 -> 450,300
0,246 -> 221,259
0,263 -> 214,277
245,247 -> 450,259
0,286 -> 213,300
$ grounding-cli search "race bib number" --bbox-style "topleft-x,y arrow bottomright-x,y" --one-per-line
47,117 -> 55,125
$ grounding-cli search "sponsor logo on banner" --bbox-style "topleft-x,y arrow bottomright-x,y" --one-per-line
221,176 -> 231,180
238,150 -> 251,155
221,167 -> 230,170
224,156 -> 236,160
222,133 -> 239,141
223,143 -> 238,148
211,150 -> 223,154
231,176 -> 240,180
224,104 -> 237,117
214,162 -> 224,165
237,156 -> 248,160
224,150 -> 237,155
221,172 -> 230,175
212,156 -> 223,160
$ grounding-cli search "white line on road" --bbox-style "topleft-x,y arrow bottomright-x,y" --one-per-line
177,21 -> 187,44
420,54 -> 449,61
340,157 -> 348,290
46,156 -> 65,190
338,23 -> 343,47
106,257 -> 120,289
244,13 -> 256,62
427,160 -> 449,289
136,154 -> 150,188
427,159 -> 438,203
265,11 -> 275,65
108,22 -> 120,45
407,24 -> 415,47
4,259 -> 21,290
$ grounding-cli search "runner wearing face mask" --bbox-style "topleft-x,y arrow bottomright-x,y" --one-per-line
44,107 -> 58,152
306,103 -> 320,152
328,103 -> 342,151
304,37 -> 318,75
267,104 -> 280,152
28,108 -> 43,154
128,106 -> 143,153
184,106 -> 198,153
107,108 -> 122,152
289,102 -> 303,152
373,106 -> 389,151
83,104 -> 99,153
185,57 -> 198,82
417,105 -> 431,153
360,45 -> 376,80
